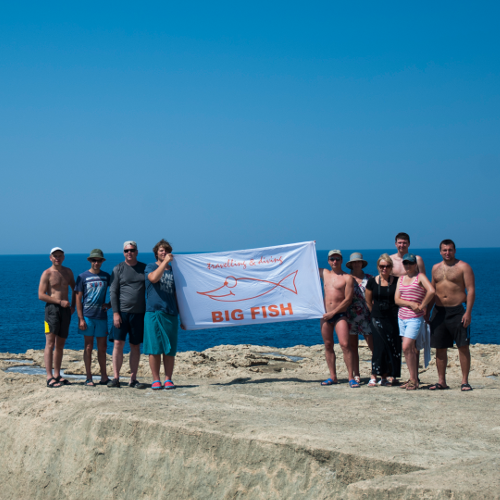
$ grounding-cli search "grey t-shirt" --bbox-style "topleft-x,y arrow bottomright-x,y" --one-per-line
110,261 -> 147,314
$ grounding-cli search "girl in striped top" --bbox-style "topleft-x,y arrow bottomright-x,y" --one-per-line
395,254 -> 435,390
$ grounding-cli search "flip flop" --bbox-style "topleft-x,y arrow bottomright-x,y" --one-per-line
461,383 -> 473,392
164,380 -> 176,390
321,378 -> 338,386
151,380 -> 163,390
84,379 -> 95,387
98,379 -> 110,385
368,379 -> 377,387
349,379 -> 360,388
429,383 -> 450,391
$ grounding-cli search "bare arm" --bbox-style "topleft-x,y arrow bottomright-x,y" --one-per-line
318,267 -> 325,281
148,254 -> 173,283
417,274 -> 435,311
417,256 -> 427,277
365,287 -> 373,312
323,276 -> 354,319
75,291 -> 87,330
462,263 -> 475,328
110,267 -> 122,328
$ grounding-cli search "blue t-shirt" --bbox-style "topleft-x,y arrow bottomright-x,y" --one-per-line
75,270 -> 111,320
145,263 -> 178,316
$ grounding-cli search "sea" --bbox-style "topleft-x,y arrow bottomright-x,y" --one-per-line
1,248 -> 498,355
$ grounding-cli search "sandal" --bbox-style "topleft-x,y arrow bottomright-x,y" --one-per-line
348,379 -> 360,388
321,378 -> 338,386
46,377 -> 61,388
55,375 -> 71,386
461,383 -> 473,392
406,381 -> 419,391
400,379 -> 411,389
368,378 -> 377,387
378,379 -> 391,387
84,379 -> 95,387
164,380 -> 176,390
429,383 -> 450,391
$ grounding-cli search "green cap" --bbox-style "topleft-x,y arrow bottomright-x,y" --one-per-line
87,249 -> 105,261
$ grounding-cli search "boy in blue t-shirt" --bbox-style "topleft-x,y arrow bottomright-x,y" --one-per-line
75,249 -> 111,386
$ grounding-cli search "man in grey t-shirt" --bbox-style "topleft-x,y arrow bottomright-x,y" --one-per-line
108,240 -> 147,389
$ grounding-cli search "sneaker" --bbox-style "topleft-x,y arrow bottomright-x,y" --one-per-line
107,378 -> 120,388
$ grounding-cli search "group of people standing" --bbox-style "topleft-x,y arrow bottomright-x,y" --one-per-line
319,233 -> 475,391
38,240 -> 180,390
38,232 -> 475,393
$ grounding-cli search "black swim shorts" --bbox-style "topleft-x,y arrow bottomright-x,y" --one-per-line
44,303 -> 72,339
430,304 -> 470,349
109,312 -> 145,345
327,312 -> 347,326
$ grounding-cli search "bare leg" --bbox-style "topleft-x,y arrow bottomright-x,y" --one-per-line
83,336 -> 94,380
129,343 -> 141,382
53,336 -> 67,381
96,337 -> 109,382
320,320 -> 337,382
149,354 -> 161,381
163,355 -> 175,380
365,334 -> 374,352
402,337 -> 418,385
458,345 -> 471,386
435,348 -> 448,387
44,333 -> 56,380
112,340 -> 125,379
336,320 -> 354,382
349,334 -> 360,379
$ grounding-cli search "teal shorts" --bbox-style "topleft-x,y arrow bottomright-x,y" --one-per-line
80,317 -> 108,338
143,311 -> 178,356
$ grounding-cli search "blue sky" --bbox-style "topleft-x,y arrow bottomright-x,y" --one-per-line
1,1 -> 499,254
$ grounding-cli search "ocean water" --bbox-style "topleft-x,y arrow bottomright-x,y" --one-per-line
0,248 -> 497,355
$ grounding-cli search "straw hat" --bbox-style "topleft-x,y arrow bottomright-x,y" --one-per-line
346,252 -> 367,269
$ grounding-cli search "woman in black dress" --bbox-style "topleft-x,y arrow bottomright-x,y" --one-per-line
365,253 -> 402,386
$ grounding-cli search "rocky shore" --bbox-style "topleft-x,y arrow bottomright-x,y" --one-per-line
1,342 -> 499,499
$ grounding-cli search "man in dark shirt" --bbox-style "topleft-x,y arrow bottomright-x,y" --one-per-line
108,241 -> 147,389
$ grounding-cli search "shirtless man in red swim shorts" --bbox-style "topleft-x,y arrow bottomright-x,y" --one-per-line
319,250 -> 356,387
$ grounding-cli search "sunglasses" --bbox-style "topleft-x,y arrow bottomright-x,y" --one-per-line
329,257 -> 341,262
124,249 -> 137,253
90,259 -> 103,263
403,261 -> 416,266
379,265 -> 392,269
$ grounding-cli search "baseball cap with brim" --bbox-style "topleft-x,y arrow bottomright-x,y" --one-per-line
328,250 -> 342,258
346,252 -> 367,269
50,247 -> 64,255
402,253 -> 417,264
87,249 -> 106,261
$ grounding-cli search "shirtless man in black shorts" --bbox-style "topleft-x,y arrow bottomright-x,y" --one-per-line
38,247 -> 76,388
319,250 -> 355,386
427,239 -> 475,391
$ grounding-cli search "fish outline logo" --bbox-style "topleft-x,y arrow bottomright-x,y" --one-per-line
197,271 -> 298,302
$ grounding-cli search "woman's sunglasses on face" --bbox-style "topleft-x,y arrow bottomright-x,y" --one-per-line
379,265 -> 392,269
403,261 -> 416,266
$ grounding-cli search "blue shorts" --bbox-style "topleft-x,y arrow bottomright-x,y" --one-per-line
80,317 -> 108,338
398,317 -> 424,340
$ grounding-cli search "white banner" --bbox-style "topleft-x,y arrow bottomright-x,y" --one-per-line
172,241 -> 325,330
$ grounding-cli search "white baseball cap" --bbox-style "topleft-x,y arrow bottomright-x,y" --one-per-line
50,247 -> 64,255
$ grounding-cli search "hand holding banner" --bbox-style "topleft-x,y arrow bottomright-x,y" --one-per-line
172,241 -> 325,330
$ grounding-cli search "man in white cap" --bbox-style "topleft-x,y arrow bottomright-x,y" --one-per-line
38,247 -> 76,388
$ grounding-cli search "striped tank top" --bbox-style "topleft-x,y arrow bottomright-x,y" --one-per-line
398,274 -> 426,319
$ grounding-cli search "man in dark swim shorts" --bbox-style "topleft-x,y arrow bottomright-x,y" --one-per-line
318,250 -> 356,387
38,247 -> 76,388
428,240 -> 475,391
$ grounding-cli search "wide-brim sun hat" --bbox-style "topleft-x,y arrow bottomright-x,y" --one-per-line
87,249 -> 106,261
346,252 -> 367,269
